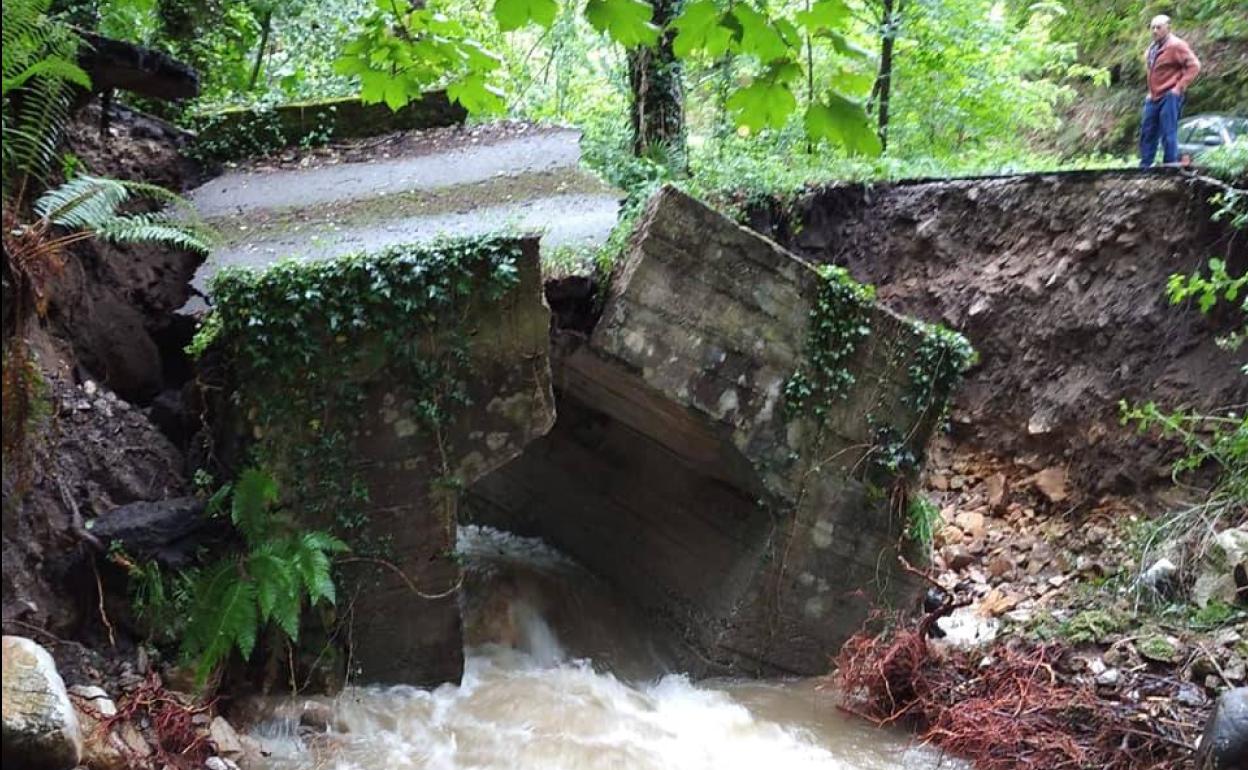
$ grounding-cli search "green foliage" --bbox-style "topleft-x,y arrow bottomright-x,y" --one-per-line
784,264 -> 875,420
31,174 -> 215,254
904,493 -> 940,552
905,320 -> 978,415
334,0 -> 504,114
2,0 -> 91,194
1060,608 -> 1125,644
1187,600 -> 1245,631
172,468 -> 347,684
888,0 -> 1088,158
191,235 -> 523,536
584,0 -> 659,47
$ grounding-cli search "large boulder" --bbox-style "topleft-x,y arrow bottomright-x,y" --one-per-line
1,636 -> 83,770
1198,687 -> 1248,770
88,496 -> 213,568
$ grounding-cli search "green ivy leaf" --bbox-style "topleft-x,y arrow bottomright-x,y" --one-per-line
804,92 -> 882,155
493,0 -> 558,31
585,0 -> 660,48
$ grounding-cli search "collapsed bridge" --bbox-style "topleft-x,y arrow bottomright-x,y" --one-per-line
205,186 -> 969,687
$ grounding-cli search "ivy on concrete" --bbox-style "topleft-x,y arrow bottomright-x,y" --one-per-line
783,264 -> 876,420
191,235 -> 523,540
904,320 -> 977,415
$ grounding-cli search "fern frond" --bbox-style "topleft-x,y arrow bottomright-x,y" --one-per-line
3,57 -> 90,94
95,215 -> 215,254
248,546 -> 299,638
231,468 -> 280,545
2,0 -> 85,192
293,533 -> 338,606
34,175 -> 131,227
183,559 -> 258,683
31,175 -> 216,254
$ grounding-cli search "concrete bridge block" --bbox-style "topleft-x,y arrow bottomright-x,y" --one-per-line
472,187 -> 956,675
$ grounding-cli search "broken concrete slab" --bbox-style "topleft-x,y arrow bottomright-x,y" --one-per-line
471,186 -> 966,676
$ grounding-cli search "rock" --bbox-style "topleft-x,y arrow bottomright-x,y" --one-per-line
1140,557 -> 1179,597
298,701 -> 337,731
984,473 -> 1007,509
1178,682 -> 1209,708
954,511 -> 986,539
987,555 -> 1014,579
1095,667 -> 1121,687
938,525 -> 965,548
205,757 -> 241,770
88,497 -> 213,568
1196,687 -> 1248,770
68,685 -> 151,770
933,606 -> 1000,650
209,716 -> 244,761
1,636 -> 83,770
1030,466 -> 1068,504
1026,542 -> 1054,575
942,545 -> 975,571
1226,656 -> 1247,683
930,473 -> 950,491
1193,527 -> 1248,608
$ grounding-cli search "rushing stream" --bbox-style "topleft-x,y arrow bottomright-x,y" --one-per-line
243,526 -> 960,770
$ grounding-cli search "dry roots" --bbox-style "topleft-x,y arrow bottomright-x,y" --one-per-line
833,615 -> 1201,770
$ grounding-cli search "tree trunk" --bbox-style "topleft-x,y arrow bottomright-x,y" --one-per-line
249,11 -> 273,91
873,0 -> 898,153
628,0 -> 685,169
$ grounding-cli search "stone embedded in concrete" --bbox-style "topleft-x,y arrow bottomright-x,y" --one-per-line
337,238 -> 556,686
470,186 -> 953,676
2,636 -> 83,770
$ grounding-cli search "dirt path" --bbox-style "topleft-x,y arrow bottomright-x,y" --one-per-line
185,126 -> 620,306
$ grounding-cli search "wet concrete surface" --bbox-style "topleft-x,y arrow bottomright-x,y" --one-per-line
185,126 -> 620,308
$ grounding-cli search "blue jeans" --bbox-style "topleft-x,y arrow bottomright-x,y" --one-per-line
1139,91 -> 1183,167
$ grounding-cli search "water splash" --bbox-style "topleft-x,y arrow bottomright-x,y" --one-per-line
243,527 -> 960,770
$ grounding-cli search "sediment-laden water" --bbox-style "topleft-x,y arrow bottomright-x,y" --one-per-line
244,526 -> 958,770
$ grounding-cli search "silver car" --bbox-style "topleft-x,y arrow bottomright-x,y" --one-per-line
1178,114 -> 1248,163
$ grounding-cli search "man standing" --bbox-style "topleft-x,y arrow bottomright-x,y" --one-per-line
1140,14 -> 1201,167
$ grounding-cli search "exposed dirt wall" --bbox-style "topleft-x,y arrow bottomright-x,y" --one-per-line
743,170 -> 1247,498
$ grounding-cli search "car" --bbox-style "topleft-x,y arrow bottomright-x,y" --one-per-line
1177,114 -> 1248,163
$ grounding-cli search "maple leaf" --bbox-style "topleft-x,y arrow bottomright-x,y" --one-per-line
804,91 -> 882,156
672,0 -> 733,59
585,0 -> 660,47
493,0 -> 558,31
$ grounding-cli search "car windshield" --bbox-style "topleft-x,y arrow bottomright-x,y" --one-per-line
1226,118 -> 1248,140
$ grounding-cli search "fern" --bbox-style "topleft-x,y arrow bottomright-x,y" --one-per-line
166,468 -> 348,685
31,174 -> 215,255
231,467 -> 280,544
2,0 -> 90,193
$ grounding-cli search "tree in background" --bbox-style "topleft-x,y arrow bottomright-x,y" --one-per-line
628,0 -> 685,166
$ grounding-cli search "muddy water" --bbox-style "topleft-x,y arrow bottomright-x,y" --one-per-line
244,527 -> 959,770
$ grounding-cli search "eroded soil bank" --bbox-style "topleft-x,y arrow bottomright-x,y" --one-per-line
743,170 -> 1246,498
